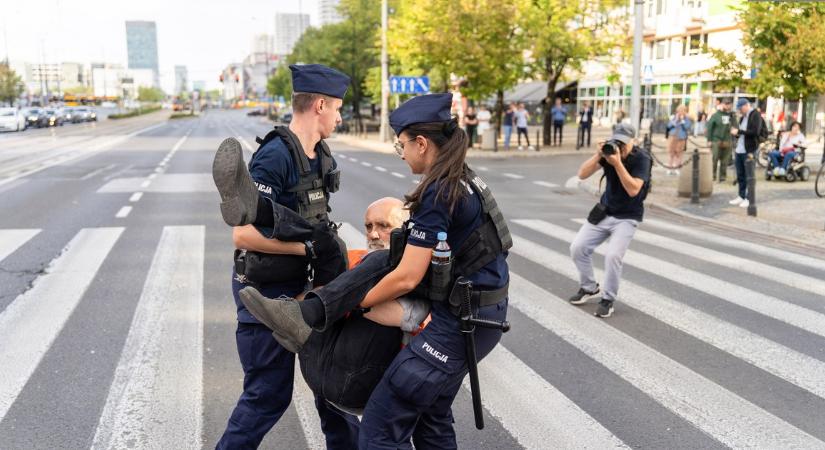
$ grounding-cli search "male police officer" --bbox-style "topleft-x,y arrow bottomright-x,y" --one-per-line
568,124 -> 651,318
213,64 -> 358,449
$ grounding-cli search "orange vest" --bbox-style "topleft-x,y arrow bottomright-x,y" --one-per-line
347,249 -> 369,270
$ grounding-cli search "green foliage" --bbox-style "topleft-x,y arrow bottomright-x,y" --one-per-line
267,65 -> 293,100
0,62 -> 24,105
109,104 -> 162,119
137,86 -> 165,103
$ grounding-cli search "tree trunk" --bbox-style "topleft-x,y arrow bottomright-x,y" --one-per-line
495,89 -> 504,131
542,59 -> 565,146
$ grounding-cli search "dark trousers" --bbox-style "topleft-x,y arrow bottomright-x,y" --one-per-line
553,120 -> 564,145
577,123 -> 591,148
516,127 -> 530,147
735,152 -> 748,199
465,125 -> 477,148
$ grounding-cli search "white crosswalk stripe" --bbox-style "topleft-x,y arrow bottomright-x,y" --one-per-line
572,218 -> 825,297
92,226 -> 205,450
292,366 -> 326,450
509,223 -> 825,401
0,227 -> 124,422
0,229 -> 40,263
515,219 -> 825,340
508,272 -> 824,448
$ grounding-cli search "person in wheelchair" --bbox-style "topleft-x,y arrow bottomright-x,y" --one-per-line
767,121 -> 807,180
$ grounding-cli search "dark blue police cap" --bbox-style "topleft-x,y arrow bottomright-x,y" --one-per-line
290,64 -> 351,99
389,93 -> 453,135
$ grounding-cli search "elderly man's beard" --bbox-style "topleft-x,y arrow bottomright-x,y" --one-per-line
368,239 -> 387,251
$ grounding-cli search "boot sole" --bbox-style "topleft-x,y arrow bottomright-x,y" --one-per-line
213,138 -> 258,226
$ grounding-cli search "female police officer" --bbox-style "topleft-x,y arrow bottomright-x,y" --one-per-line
240,93 -> 511,449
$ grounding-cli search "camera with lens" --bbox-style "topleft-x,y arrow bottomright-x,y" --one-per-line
601,139 -> 622,156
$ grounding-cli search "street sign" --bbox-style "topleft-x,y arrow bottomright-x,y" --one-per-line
389,76 -> 430,94
643,64 -> 654,82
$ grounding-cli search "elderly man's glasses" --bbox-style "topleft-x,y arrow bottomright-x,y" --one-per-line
393,137 -> 416,156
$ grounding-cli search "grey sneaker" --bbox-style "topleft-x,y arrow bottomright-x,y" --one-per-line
213,137 -> 259,226
239,287 -> 311,353
594,299 -> 614,318
568,285 -> 600,305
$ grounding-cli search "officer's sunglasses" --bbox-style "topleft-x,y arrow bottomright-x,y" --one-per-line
394,137 -> 416,156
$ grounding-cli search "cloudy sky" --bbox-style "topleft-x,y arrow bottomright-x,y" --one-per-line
2,0 -> 320,91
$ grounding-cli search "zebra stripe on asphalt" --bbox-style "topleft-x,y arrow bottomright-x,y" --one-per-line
0,229 -> 41,263
0,227 -> 124,422
91,226 -> 204,450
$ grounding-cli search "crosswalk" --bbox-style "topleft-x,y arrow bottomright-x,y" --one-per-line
0,217 -> 824,448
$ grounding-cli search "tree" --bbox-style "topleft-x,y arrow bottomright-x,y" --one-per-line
519,0 -> 627,144
137,86 -> 165,103
707,3 -> 825,101
267,64 -> 293,100
0,62 -> 24,105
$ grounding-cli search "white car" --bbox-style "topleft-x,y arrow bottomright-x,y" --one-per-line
0,107 -> 27,132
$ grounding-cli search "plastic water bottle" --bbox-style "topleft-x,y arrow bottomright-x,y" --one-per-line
431,232 -> 451,296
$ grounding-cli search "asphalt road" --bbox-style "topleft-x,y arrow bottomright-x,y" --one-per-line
1,109 -> 824,449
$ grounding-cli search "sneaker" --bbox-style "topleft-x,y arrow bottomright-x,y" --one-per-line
594,299 -> 614,318
528,145 -> 536,151
739,199 -> 749,208
517,146 -> 524,151
674,169 -> 680,176
666,169 -> 672,176
568,285 -> 600,305
778,168 -> 786,176
728,197 -> 744,205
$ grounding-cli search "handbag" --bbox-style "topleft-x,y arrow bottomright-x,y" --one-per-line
587,203 -> 608,225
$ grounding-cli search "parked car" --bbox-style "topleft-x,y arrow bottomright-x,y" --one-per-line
0,107 -> 27,132
62,107 -> 77,123
279,112 -> 293,124
44,108 -> 64,126
72,107 -> 97,122
247,108 -> 266,117
24,108 -> 49,128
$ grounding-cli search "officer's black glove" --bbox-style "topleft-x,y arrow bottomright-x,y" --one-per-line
309,223 -> 348,287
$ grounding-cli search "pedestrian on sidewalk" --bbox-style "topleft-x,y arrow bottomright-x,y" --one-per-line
729,98 -> 765,208
695,108 -> 707,136
577,101 -> 593,149
477,104 -> 491,146
551,98 -> 568,146
464,106 -> 479,148
502,103 -> 515,150
568,124 -> 651,318
665,104 -> 692,176
515,103 -> 533,151
706,98 -> 734,182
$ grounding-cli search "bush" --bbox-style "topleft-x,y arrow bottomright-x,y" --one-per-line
169,111 -> 198,119
108,104 -> 162,119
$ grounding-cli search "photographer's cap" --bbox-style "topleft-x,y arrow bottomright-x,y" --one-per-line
736,98 -> 750,109
610,123 -> 636,145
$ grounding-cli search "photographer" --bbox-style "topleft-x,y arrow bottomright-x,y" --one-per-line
568,124 -> 651,318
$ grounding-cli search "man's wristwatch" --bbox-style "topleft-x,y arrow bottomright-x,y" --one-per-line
304,240 -> 317,260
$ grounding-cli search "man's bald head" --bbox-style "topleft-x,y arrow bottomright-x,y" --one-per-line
365,197 -> 408,250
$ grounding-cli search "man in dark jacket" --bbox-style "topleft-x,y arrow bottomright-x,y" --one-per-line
577,101 -> 594,149
729,98 -> 764,207
705,98 -> 734,182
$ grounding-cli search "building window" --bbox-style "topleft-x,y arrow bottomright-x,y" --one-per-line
673,83 -> 684,95
655,39 -> 669,59
687,33 -> 708,55
656,0 -> 666,15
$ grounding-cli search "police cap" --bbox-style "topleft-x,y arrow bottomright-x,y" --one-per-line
389,93 -> 453,136
290,64 -> 351,99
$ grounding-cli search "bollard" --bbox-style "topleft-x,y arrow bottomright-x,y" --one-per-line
536,130 -> 540,151
643,133 -> 652,153
691,149 -> 700,204
745,153 -> 757,216
493,128 -> 498,153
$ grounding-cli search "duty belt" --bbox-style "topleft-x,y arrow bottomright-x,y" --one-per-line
470,282 -> 509,308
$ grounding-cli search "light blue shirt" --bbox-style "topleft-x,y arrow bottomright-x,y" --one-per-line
551,105 -> 568,122
736,111 -> 749,154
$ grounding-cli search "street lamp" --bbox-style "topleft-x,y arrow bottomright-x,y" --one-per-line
631,0 -> 643,136
379,0 -> 389,142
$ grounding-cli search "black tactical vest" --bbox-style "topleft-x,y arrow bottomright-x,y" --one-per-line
255,126 -> 341,225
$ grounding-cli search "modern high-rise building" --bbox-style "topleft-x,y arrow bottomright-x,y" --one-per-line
273,13 -> 310,56
318,0 -> 344,26
174,65 -> 188,94
125,21 -> 160,88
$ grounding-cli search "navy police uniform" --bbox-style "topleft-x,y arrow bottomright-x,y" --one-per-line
218,64 -> 359,450
359,94 -> 510,449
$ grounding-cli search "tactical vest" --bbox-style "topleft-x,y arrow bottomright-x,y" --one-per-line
391,166 -> 512,306
255,126 -> 340,225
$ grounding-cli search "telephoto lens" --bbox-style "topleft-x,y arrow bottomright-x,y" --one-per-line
602,140 -> 619,156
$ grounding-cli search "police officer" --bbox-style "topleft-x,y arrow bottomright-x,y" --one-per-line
237,93 -> 512,449
212,63 -> 358,449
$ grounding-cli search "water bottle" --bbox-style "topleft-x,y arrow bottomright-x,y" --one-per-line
431,232 -> 452,298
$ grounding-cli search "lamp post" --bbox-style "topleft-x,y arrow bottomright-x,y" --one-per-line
630,0 -> 644,136
379,0 -> 390,142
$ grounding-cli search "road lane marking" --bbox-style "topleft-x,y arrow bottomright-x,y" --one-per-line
0,229 -> 41,263
374,166 -> 387,172
533,181 -> 559,188
503,173 -> 524,179
572,218 -> 825,298
476,166 -> 489,171
80,164 -> 117,181
293,365 -> 326,449
511,222 -> 825,401
350,157 -> 359,163
129,192 -> 143,202
474,346 -> 628,449
509,272 -> 824,449
515,219 -> 825,340
361,161 -> 372,167
115,206 -> 132,218
0,227 -> 124,422
91,226 -> 204,450
391,172 -> 405,179
140,180 -> 151,188
644,218 -> 825,272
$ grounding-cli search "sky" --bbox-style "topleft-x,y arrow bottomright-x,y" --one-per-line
1,0 -> 320,92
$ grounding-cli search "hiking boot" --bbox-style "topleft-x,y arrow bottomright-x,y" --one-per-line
569,285 -> 600,305
594,299 -> 614,318
213,137 -> 259,226
239,287 -> 311,353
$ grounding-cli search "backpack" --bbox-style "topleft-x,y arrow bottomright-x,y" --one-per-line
756,112 -> 769,144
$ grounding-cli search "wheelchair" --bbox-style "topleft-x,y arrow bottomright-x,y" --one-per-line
765,144 -> 811,182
